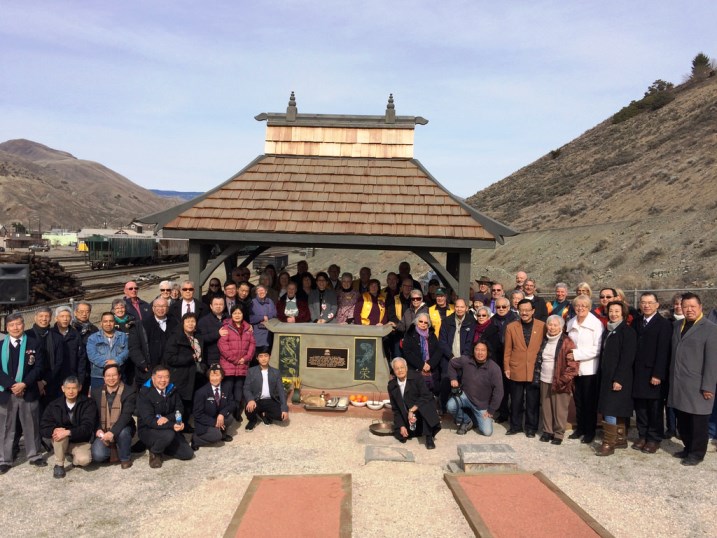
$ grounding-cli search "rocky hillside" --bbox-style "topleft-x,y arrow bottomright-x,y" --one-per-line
466,76 -> 717,291
0,139 -> 182,229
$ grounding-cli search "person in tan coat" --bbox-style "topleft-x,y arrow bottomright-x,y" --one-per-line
503,299 -> 546,437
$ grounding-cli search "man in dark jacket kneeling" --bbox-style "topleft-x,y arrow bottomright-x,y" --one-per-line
388,357 -> 441,449
40,376 -> 97,478
136,365 -> 193,468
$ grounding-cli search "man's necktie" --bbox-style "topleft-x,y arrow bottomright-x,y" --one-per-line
214,388 -> 220,406
186,303 -> 191,314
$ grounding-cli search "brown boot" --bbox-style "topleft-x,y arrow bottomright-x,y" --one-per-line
148,452 -> 163,469
596,422 -> 617,456
615,418 -> 628,449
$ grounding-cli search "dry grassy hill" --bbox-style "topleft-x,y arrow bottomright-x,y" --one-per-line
0,139 -> 182,229
465,76 -> 717,291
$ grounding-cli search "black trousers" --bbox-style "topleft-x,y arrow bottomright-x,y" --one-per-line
634,398 -> 664,442
192,416 -> 235,447
509,381 -> 540,433
247,398 -> 283,423
226,376 -> 246,419
138,429 -> 194,460
573,374 -> 598,436
675,410 -> 710,461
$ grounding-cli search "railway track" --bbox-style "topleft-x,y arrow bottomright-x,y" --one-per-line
71,262 -> 189,282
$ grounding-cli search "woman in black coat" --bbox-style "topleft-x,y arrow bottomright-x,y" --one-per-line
596,301 -> 636,456
164,313 -> 204,430
401,313 -> 442,395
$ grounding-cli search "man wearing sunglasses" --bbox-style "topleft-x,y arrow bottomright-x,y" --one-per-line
169,280 -> 207,321
123,281 -> 150,321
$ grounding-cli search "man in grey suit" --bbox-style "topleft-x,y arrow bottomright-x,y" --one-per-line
243,347 -> 288,430
668,293 -> 717,466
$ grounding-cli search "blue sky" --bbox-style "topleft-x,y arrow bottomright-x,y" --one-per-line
1,1 -> 714,198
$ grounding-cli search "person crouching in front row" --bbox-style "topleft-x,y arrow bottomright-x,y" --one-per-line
447,341 -> 504,436
388,357 -> 441,449
136,365 -> 194,468
91,363 -> 136,469
243,347 -> 288,430
40,376 -> 97,479
192,364 -> 236,450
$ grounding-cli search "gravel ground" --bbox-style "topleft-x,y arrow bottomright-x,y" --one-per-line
1,412 -> 715,537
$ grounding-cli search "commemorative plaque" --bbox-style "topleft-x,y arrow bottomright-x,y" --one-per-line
306,348 -> 349,369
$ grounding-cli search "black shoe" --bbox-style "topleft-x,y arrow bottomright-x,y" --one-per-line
131,440 -> 147,453
568,430 -> 583,440
222,434 -> 233,442
0,464 -> 10,474
551,438 -> 563,445
29,459 -> 47,467
539,433 -> 553,442
260,414 -> 272,426
425,436 -> 436,450
673,450 -> 688,459
525,431 -> 536,438
457,420 -> 473,435
581,434 -> 595,444
505,429 -> 523,436
245,420 -> 257,431
681,458 -> 702,466
190,441 -> 199,451
663,429 -> 676,440
53,465 -> 66,479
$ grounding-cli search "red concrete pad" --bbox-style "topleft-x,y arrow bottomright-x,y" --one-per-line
445,471 -> 613,538
224,474 -> 352,538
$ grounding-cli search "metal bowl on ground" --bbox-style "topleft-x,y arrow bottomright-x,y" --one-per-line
369,420 -> 394,436
366,400 -> 384,410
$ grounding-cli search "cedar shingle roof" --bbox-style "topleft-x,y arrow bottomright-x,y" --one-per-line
160,155 -> 514,243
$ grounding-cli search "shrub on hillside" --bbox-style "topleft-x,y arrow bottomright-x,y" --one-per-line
612,79 -> 675,124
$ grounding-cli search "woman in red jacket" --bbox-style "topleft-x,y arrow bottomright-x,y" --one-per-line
218,305 -> 256,420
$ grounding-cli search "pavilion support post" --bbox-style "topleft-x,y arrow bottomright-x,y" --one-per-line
188,241 -> 214,289
446,250 -> 472,301
223,251 -> 239,280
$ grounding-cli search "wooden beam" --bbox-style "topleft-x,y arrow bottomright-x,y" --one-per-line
200,244 -> 244,284
413,249 -> 459,295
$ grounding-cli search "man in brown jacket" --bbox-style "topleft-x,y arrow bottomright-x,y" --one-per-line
504,299 -> 546,437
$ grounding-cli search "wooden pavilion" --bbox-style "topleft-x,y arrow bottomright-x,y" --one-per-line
140,94 -> 517,297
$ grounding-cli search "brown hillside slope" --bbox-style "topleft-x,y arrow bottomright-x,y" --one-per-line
0,139 -> 182,229
465,77 -> 717,291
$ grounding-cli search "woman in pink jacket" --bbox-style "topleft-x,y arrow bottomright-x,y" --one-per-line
218,305 -> 256,421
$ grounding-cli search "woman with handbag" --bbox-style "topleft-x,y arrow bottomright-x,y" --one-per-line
534,314 -> 578,445
163,312 -> 204,433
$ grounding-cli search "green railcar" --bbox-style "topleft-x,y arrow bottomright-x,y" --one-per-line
85,235 -> 155,269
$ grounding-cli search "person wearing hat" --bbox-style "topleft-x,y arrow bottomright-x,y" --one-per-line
191,364 -> 236,450
243,347 -> 288,430
474,276 -> 493,304
0,312 -> 47,473
428,287 -> 454,339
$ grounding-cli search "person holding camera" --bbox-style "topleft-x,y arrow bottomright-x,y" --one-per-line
446,341 -> 504,436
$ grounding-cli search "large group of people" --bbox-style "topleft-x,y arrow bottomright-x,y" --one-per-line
0,262 -> 715,477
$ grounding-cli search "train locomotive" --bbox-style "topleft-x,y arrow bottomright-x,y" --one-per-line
85,235 -> 188,269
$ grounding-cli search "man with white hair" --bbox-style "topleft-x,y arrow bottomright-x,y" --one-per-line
51,305 -> 85,394
387,357 -> 441,449
169,280 -> 207,320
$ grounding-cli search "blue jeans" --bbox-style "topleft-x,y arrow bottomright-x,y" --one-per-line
446,392 -> 494,436
91,426 -> 133,463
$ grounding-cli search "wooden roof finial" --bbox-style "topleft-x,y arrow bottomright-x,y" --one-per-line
287,91 -> 297,121
385,93 -> 396,123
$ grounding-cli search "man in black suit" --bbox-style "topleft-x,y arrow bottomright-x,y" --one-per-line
169,280 -> 207,320
243,347 -> 288,430
192,364 -> 235,449
136,365 -> 193,468
130,298 -> 177,387
388,357 -> 441,449
631,292 -> 672,454
197,296 -> 229,367
522,278 -> 548,322
0,313 -> 47,473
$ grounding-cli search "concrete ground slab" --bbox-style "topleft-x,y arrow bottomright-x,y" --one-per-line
365,445 -> 415,463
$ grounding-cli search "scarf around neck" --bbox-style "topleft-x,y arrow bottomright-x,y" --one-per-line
1,335 -> 27,390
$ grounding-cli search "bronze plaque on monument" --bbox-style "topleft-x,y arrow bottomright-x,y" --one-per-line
306,348 -> 349,369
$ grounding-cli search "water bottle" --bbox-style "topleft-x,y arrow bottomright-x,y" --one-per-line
409,411 -> 416,431
175,410 -> 182,424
